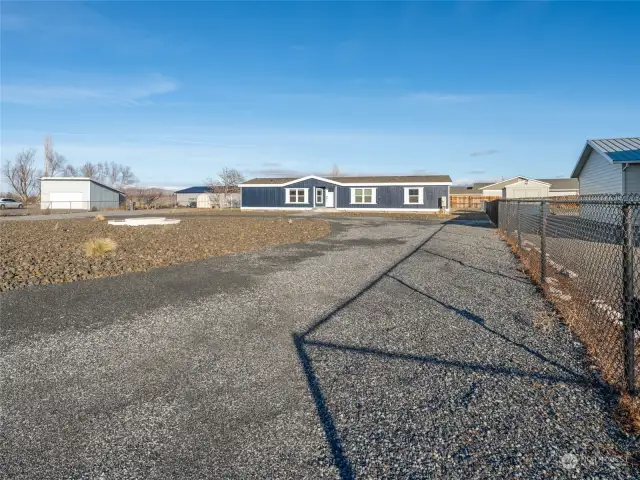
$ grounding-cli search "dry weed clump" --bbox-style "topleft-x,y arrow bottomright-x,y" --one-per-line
94,215 -> 106,221
532,311 -> 555,333
84,238 -> 117,256
617,394 -> 640,434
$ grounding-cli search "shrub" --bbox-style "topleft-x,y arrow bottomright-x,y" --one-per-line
90,206 -> 99,212
84,238 -> 117,256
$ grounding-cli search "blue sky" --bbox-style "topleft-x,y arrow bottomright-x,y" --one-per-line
1,1 -> 639,188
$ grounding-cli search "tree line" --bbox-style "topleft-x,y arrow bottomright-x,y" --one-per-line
1,136 -> 138,203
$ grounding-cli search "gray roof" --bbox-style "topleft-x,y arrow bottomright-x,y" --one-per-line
243,175 -> 452,185
453,178 -> 577,194
589,137 -> 640,160
478,177 -> 535,190
537,178 -> 579,190
572,137 -> 640,177
450,183 -> 490,195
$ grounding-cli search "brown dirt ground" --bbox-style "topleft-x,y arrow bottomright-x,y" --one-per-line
0,217 -> 330,291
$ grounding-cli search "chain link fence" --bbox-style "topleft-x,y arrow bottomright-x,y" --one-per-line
486,195 -> 640,394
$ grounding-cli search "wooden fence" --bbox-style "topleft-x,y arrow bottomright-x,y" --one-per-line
451,195 -> 501,210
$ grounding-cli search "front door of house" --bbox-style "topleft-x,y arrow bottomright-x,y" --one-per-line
326,190 -> 335,208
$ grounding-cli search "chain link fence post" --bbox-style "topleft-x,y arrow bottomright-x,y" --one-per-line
539,200 -> 547,284
517,200 -> 522,252
622,203 -> 635,393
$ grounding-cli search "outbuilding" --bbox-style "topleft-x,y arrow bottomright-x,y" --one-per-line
40,177 -> 124,211
477,177 -> 578,198
570,137 -> 640,194
240,175 -> 451,212
175,186 -> 240,207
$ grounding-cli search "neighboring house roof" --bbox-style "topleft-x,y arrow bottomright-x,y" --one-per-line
452,178 -> 577,195
175,186 -> 210,194
450,186 -> 473,195
40,176 -> 124,194
450,183 -> 490,195
241,174 -> 452,186
175,186 -> 240,194
536,178 -> 579,190
571,137 -> 640,177
478,177 -> 551,190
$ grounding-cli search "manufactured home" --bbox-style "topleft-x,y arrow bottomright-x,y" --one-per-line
239,175 -> 452,212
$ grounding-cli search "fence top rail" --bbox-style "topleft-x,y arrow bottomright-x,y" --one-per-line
493,194 -> 640,206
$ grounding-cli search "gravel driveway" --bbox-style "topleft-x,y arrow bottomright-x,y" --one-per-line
1,216 -> 637,478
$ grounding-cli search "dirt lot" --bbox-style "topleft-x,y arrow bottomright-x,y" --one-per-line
2,218 -> 637,478
0,216 -> 330,291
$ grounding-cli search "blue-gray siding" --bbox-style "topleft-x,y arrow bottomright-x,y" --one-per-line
242,181 -> 449,209
579,150 -> 622,194
624,164 -> 640,193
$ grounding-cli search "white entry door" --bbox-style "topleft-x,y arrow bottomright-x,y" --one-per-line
326,191 -> 335,208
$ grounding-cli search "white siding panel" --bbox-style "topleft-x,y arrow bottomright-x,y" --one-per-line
40,179 -> 91,210
579,150 -> 622,194
548,190 -> 579,197
624,164 -> 640,193
504,181 -> 550,199
482,189 -> 502,196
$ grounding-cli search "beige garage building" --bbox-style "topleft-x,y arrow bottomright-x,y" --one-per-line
478,176 -> 578,198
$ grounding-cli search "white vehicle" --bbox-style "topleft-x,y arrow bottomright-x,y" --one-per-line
0,198 -> 24,209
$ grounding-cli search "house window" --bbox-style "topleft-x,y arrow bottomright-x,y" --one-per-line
350,188 -> 376,204
404,187 -> 424,204
286,188 -> 307,204
316,188 -> 323,204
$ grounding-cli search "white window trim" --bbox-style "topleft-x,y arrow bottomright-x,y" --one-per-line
404,187 -> 424,205
350,187 -> 377,204
285,188 -> 309,204
315,187 -> 324,204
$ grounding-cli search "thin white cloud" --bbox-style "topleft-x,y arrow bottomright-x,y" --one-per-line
1,74 -> 178,106
470,149 -> 500,157
406,92 -> 481,103
1,13 -> 29,31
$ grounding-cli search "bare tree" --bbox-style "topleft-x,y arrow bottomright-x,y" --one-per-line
218,167 -> 245,191
44,135 -> 53,176
2,148 -> 41,203
329,164 -> 340,176
63,164 -> 79,176
205,167 -> 245,208
80,162 -> 102,180
135,187 -> 163,208
118,165 -> 137,186
50,152 -> 67,176
105,162 -> 119,185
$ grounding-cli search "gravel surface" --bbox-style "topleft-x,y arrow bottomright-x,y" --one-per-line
1,216 -> 636,478
0,216 -> 329,291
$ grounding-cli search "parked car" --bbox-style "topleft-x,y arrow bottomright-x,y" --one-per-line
0,198 -> 24,209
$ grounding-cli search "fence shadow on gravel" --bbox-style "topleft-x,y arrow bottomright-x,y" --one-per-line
291,221 -> 595,479
487,195 -> 640,398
